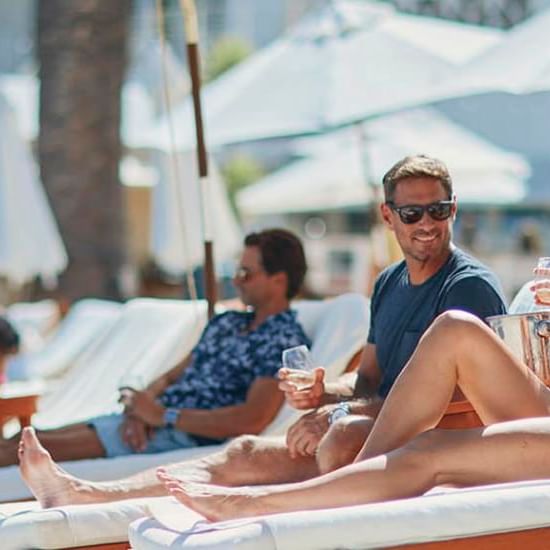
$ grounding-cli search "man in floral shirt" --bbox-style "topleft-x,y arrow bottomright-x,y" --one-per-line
3,229 -> 309,468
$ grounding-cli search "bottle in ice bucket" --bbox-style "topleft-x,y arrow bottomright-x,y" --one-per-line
282,345 -> 316,391
535,257 -> 550,304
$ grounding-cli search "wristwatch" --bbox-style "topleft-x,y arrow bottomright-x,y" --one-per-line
328,402 -> 351,426
163,408 -> 180,429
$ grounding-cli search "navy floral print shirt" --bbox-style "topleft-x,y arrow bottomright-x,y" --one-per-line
159,309 -> 310,444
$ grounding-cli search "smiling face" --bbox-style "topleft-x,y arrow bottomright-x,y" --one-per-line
381,176 -> 456,274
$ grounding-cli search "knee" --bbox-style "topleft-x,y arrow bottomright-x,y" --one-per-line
224,435 -> 262,463
428,310 -> 486,346
317,416 -> 373,475
398,430 -> 440,481
205,435 -> 265,485
432,310 -> 483,331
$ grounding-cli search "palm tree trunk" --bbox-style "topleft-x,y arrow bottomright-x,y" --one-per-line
37,0 -> 131,300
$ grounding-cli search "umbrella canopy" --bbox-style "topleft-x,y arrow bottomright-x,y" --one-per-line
0,92 -> 68,286
142,0 -> 500,150
0,74 -> 166,148
450,7 -> 550,95
236,108 -> 529,217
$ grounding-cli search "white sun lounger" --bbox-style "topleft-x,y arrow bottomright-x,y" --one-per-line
7,298 -> 122,381
34,298 -> 208,430
0,293 -> 370,549
5,299 -> 61,355
126,479 -> 550,550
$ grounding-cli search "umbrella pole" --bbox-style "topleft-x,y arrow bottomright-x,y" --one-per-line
355,123 -> 387,295
180,0 -> 217,319
155,0 -> 199,304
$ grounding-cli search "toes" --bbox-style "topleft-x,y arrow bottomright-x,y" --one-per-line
157,468 -> 175,483
21,426 -> 37,445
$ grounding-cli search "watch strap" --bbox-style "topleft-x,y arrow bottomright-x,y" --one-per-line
328,402 -> 351,426
163,408 -> 179,429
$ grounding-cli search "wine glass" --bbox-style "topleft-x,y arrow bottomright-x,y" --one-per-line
118,374 -> 145,392
282,345 -> 316,391
535,257 -> 550,303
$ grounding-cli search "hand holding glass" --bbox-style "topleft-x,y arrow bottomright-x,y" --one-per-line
282,345 -> 316,391
535,257 -> 550,303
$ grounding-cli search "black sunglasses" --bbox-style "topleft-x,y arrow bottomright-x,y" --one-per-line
386,200 -> 455,225
233,266 -> 264,282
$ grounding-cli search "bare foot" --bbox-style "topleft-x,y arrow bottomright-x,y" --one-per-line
156,468 -> 273,522
18,427 -> 96,507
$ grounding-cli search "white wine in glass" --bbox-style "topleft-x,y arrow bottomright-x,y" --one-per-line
536,257 -> 550,303
282,345 -> 316,391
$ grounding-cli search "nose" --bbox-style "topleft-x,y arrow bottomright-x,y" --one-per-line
417,209 -> 435,228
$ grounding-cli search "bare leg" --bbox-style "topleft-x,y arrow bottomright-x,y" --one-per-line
19,430 -> 319,507
0,422 -> 105,467
316,416 -> 375,474
359,310 -> 550,459
158,417 -> 550,521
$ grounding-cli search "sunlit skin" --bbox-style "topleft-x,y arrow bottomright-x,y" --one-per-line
380,177 -> 457,285
531,271 -> 550,305
151,297 -> 550,523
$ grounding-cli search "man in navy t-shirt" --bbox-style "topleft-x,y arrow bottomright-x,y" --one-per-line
371,247 -> 506,397
279,154 -> 506,472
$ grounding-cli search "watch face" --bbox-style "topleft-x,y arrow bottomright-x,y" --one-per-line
164,408 -> 179,428
330,408 -> 348,425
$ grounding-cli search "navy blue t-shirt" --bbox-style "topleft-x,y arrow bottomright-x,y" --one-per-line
367,247 -> 507,397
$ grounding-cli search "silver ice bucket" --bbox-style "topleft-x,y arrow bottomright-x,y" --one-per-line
487,311 -> 550,384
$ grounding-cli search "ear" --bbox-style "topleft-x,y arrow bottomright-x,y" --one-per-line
272,271 -> 288,295
380,202 -> 394,231
451,198 -> 458,222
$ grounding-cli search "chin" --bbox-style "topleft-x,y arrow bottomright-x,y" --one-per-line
239,296 -> 253,307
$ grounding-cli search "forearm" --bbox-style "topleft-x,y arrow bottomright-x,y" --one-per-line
146,375 -> 171,397
174,404 -> 275,439
318,373 -> 358,405
346,396 -> 384,417
320,371 -> 381,410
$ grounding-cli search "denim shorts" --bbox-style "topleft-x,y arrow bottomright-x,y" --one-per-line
88,413 -> 199,458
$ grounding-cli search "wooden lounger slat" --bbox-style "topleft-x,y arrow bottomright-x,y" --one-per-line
389,525 -> 550,549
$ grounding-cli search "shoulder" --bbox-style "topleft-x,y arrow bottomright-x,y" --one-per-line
205,310 -> 249,330
444,249 -> 503,292
440,249 -> 507,316
210,310 -> 247,323
266,309 -> 303,332
373,260 -> 406,296
265,309 -> 311,344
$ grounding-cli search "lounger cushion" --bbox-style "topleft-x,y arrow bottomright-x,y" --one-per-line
128,479 -> 550,550
35,298 -> 208,429
0,498 -> 159,549
7,298 -> 122,381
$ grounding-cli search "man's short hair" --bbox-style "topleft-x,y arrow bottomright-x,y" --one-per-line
382,155 -> 453,202
0,317 -> 19,354
244,229 -> 307,299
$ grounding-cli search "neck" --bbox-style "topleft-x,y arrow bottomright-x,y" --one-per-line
406,245 -> 453,285
250,297 -> 290,329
